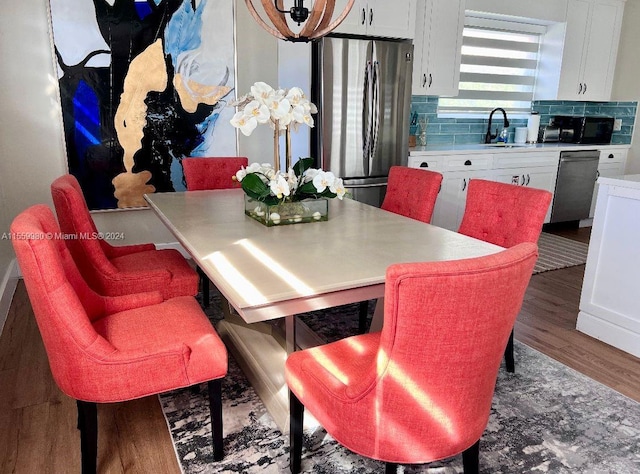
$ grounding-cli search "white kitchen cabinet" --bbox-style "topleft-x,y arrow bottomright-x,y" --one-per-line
589,148 -> 627,218
430,155 -> 493,230
537,0 -> 625,101
333,0 -> 416,39
577,174 -> 640,358
492,151 -> 560,223
412,0 -> 465,96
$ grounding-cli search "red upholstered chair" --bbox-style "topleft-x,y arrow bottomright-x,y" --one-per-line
182,156 -> 248,306
182,156 -> 248,191
51,174 -> 198,300
458,179 -> 552,372
11,205 -> 228,472
286,243 -> 538,473
381,166 -> 443,224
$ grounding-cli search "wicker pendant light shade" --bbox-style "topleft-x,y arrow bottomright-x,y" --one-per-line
244,0 -> 355,42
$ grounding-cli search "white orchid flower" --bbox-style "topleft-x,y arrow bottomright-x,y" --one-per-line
244,100 -> 271,124
286,168 -> 299,192
285,87 -> 305,106
251,82 -> 275,105
330,177 -> 346,200
230,111 -> 258,136
270,174 -> 291,199
303,168 -> 320,183
246,162 -> 263,173
268,97 -> 291,121
312,170 -> 336,193
235,168 -> 247,182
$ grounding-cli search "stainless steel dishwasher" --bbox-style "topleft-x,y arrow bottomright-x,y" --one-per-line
550,150 -> 600,223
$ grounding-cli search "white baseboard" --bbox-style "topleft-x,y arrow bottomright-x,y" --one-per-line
0,259 -> 20,337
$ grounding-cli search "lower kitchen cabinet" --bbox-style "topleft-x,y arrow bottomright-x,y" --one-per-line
432,169 -> 492,231
589,148 -> 628,218
491,167 -> 558,223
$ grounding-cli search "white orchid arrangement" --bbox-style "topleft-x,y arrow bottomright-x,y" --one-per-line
230,81 -> 317,136
235,158 -> 346,205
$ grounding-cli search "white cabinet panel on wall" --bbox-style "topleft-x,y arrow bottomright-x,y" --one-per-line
537,0 -> 625,101
412,0 -> 465,96
333,0 -> 417,39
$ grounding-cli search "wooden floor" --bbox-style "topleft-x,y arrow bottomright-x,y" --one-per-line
1,227 -> 639,473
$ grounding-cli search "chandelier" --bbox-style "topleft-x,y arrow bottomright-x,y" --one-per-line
244,0 -> 355,42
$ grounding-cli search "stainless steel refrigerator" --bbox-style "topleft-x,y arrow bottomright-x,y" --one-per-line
311,36 -> 413,207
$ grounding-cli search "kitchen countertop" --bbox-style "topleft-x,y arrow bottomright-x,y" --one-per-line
597,174 -> 640,190
410,142 -> 630,155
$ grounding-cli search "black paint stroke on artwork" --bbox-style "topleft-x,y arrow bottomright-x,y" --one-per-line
55,0 -> 214,209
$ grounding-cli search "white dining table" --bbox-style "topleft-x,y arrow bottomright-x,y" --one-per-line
145,189 -> 502,431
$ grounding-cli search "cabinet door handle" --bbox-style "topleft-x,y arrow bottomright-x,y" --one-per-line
578,83 -> 583,95
422,74 -> 427,88
521,174 -> 526,185
583,82 -> 587,94
464,159 -> 472,166
361,8 -> 366,25
462,178 -> 467,191
369,8 -> 373,26
428,73 -> 433,87
526,174 -> 531,186
420,162 -> 429,168
597,170 -> 600,179
608,153 -> 614,159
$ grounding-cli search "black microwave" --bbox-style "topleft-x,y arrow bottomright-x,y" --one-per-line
551,116 -> 614,144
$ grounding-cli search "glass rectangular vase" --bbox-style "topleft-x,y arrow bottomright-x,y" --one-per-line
244,195 -> 329,227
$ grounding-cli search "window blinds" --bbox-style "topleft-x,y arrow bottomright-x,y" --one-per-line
438,16 -> 545,117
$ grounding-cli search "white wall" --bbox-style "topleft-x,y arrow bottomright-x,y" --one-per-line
0,0 -> 68,307
612,0 -> 640,173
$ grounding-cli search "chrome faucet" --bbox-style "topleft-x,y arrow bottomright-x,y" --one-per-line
485,108 -> 510,143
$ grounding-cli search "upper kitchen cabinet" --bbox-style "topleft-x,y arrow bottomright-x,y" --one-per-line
412,0 -> 465,96
332,0 -> 417,39
535,0 -> 625,101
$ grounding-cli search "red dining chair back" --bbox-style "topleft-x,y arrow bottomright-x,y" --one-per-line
381,166 -> 443,224
458,179 -> 552,248
182,157 -> 248,307
182,157 -> 248,191
11,205 -> 228,472
286,242 -> 538,473
51,174 -> 198,300
458,179 -> 552,372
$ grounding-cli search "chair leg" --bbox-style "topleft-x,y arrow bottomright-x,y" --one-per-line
289,391 -> 304,473
385,462 -> 398,473
504,329 -> 515,373
198,267 -> 210,308
208,379 -> 224,461
462,440 -> 480,474
76,400 -> 98,474
358,300 -> 369,334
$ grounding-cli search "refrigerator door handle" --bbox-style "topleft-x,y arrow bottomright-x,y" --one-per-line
363,60 -> 374,175
369,60 -> 381,170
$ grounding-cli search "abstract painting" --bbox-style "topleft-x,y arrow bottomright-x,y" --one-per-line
48,0 -> 236,209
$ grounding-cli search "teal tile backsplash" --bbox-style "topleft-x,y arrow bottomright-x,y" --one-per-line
410,97 -> 637,146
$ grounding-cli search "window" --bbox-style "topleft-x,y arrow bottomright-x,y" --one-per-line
438,16 -> 545,118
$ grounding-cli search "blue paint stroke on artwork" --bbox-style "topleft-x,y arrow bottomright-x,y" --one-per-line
164,0 -> 207,70
72,80 -> 101,177
190,113 -> 220,155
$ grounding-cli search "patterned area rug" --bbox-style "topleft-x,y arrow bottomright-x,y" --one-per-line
533,233 -> 589,274
159,296 -> 640,473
